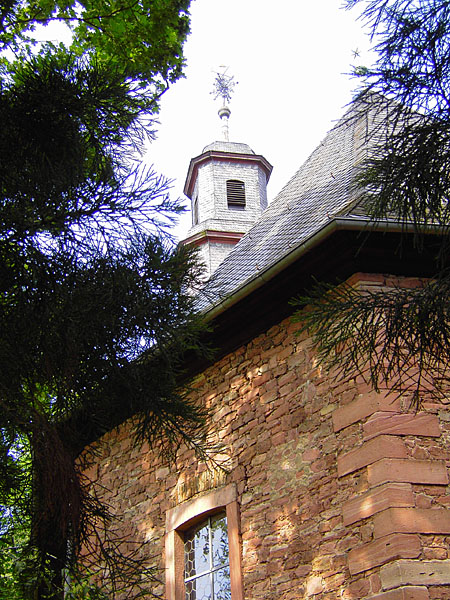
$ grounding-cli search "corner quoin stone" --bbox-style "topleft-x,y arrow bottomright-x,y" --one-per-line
380,559 -> 450,590
337,435 -> 407,477
367,458 -> 449,487
363,412 -> 440,440
332,392 -> 401,432
369,586 -> 429,600
373,507 -> 450,538
342,483 -> 414,526
347,533 -> 421,574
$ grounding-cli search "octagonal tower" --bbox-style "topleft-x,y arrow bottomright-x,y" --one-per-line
180,112 -> 272,280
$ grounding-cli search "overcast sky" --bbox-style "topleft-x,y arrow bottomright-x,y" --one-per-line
146,0 -> 374,240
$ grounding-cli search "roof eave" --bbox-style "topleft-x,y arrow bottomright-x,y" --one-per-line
201,216 -> 439,323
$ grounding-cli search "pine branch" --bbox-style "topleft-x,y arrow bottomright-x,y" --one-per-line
294,274 -> 450,405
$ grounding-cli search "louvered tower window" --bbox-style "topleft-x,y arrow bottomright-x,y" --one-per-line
226,180 -> 245,210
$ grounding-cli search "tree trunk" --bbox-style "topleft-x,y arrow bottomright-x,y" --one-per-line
30,413 -> 82,600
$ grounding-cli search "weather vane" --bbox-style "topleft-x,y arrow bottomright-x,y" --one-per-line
211,67 -> 237,106
211,67 -> 237,141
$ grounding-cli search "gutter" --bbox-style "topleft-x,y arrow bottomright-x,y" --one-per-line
201,216 -> 441,323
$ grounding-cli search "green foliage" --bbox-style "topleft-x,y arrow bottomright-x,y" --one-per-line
64,575 -> 109,600
0,0 -> 190,95
0,2 -> 208,598
295,0 -> 450,403
0,52 -> 160,241
0,530 -> 26,600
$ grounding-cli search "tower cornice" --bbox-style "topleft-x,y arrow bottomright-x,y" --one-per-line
184,150 -> 273,198
180,230 -> 244,248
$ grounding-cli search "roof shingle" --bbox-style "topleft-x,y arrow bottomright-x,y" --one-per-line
195,101 -> 381,314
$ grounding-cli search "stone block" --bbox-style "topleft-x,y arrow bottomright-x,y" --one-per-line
348,533 -> 421,574
338,436 -> 407,477
363,413 -> 440,440
373,507 -> 450,538
305,576 -> 324,596
342,483 -> 414,525
370,587 -> 429,600
333,392 -> 401,432
368,459 -> 448,487
344,577 -> 370,597
381,560 -> 450,590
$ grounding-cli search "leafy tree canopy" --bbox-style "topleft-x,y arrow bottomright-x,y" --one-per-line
295,0 -> 450,405
0,0 -> 190,93
0,2 -> 210,598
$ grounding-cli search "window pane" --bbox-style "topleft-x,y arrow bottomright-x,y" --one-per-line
184,512 -> 230,600
185,572 -> 211,600
185,522 -> 210,578
210,514 -> 228,568
213,567 -> 231,600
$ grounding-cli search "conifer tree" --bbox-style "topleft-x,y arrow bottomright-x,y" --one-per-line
0,3 -> 209,598
295,0 -> 450,405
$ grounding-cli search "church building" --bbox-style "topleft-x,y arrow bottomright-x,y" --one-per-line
85,95 -> 450,600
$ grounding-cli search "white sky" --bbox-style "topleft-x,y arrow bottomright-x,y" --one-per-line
146,0 -> 373,240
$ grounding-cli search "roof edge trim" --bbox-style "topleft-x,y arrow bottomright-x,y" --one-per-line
200,217 -> 436,323
181,230 -> 244,247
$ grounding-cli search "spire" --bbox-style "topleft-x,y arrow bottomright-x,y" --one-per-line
212,68 -> 237,142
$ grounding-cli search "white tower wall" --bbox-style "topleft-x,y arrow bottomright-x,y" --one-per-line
181,140 -> 272,281
189,158 -> 268,236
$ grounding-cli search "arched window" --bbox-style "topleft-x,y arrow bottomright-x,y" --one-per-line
166,485 -> 243,600
226,180 -> 245,210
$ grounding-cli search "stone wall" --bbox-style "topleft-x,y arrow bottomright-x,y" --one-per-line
85,273 -> 450,599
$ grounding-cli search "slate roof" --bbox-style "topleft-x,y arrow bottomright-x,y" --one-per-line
195,101 -> 383,315
202,141 -> 255,154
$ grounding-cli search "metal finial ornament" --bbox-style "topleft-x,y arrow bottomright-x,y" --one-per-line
211,68 -> 237,141
211,68 -> 237,105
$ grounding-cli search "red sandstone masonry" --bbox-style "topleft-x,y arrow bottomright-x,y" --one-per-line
373,507 -> 450,538
367,459 -> 449,487
332,392 -> 401,432
342,483 -> 414,526
347,533 -> 421,574
363,413 -> 440,440
337,435 -> 407,477
370,587 -> 430,600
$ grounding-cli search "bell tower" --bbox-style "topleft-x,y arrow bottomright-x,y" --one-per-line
180,71 -> 272,280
